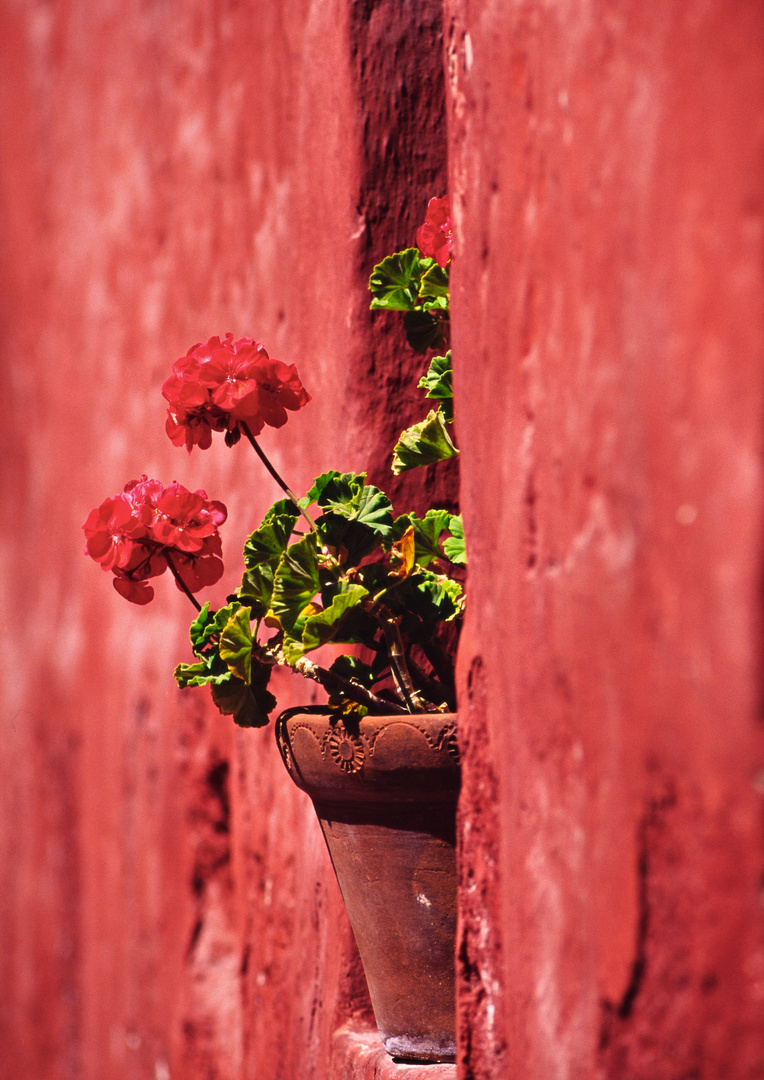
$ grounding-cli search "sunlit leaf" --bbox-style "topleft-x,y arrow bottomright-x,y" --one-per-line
410,510 -> 452,566
443,514 -> 466,565
269,535 -> 322,634
219,606 -> 253,682
312,472 -> 394,562
391,409 -> 459,475
369,248 -> 433,311
418,262 -> 450,303
389,526 -> 416,579
418,351 -> 454,422
301,584 -> 370,652
243,506 -> 298,568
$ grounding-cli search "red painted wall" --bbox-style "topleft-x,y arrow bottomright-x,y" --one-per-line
448,1 -> 764,1077
0,2 -> 448,1078
2,1 -> 764,1078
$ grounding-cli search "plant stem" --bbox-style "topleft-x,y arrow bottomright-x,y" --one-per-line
406,651 -> 454,712
293,657 -> 407,714
240,421 -> 316,533
164,552 -> 202,611
376,608 -> 424,713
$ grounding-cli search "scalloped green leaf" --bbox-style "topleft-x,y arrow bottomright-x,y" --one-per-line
189,601 -> 243,654
402,309 -> 444,353
410,509 -> 452,566
418,262 -> 450,303
391,409 -> 459,475
239,508 -> 300,616
174,645 -> 231,688
443,514 -> 466,565
301,584 -> 370,653
238,564 -> 275,618
313,472 -> 394,556
219,606 -> 253,682
243,508 -> 298,569
369,248 -> 433,311
402,570 -> 463,626
269,535 -> 322,634
303,471 -> 342,508
418,351 -> 454,422
210,667 -> 276,728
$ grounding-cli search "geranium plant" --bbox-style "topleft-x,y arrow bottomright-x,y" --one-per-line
85,197 -> 463,727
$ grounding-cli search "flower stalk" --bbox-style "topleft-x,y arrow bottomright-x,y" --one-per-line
240,421 -> 316,533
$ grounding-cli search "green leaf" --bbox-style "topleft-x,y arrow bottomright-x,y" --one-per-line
218,606 -> 253,682
368,248 -> 433,311
391,409 -> 459,475
188,602 -> 216,651
402,309 -> 444,353
174,659 -> 215,688
418,351 -> 454,422
239,506 -> 300,616
238,564 -> 276,618
303,471 -> 342,507
174,647 -> 231,688
402,570 -> 463,627
269,535 -> 322,634
336,484 -> 393,539
281,635 -> 307,664
301,584 -> 369,652
315,472 -> 393,534
326,655 -> 375,718
243,507 -> 299,569
443,514 -> 466,565
418,262 -> 450,303
313,472 -> 394,561
210,667 -> 276,728
328,654 -> 375,689
189,602 -> 243,654
410,509 -> 452,566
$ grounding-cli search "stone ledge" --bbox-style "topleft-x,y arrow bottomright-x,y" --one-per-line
331,1021 -> 457,1080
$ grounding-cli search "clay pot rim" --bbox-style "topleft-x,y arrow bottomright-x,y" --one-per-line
275,707 -> 460,804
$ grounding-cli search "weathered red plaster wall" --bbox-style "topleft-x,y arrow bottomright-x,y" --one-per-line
448,1 -> 764,1077
0,2 -> 448,1078
6,1 -> 762,1077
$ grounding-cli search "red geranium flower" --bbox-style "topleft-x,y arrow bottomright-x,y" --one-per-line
152,483 -> 227,553
162,334 -> 311,451
416,195 -> 453,268
247,356 -> 313,430
84,477 -> 227,605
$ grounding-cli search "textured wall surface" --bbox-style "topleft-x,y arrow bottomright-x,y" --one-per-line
447,1 -> 764,1077
0,1 -> 447,1078
3,1 -> 764,1078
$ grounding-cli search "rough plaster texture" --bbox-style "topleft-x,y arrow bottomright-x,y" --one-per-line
447,1 -> 764,1077
4,1 -> 764,1078
0,1 -> 448,1078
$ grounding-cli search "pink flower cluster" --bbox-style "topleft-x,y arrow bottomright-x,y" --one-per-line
83,476 -> 227,605
416,195 -> 453,269
162,334 -> 311,452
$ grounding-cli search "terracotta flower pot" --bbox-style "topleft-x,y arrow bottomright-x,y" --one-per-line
275,709 -> 460,1063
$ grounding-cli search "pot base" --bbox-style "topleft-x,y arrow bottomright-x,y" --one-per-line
276,711 -> 460,1061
